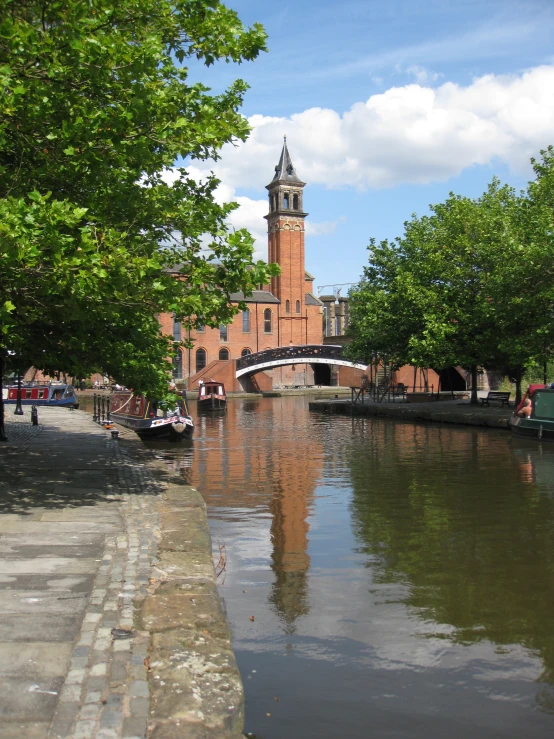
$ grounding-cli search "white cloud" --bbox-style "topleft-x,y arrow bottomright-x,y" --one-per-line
190,64 -> 554,193
403,65 -> 442,85
168,64 -> 554,256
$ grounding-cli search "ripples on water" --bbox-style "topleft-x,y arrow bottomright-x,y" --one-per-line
151,397 -> 554,738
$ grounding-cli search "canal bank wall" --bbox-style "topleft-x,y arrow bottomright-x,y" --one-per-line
0,407 -> 243,739
309,398 -> 513,430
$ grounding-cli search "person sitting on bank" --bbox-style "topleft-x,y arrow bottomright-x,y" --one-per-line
517,397 -> 533,418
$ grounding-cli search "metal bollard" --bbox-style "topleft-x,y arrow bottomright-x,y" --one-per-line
31,405 -> 38,426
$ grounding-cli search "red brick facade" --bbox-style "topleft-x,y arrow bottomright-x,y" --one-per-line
165,140 -> 338,391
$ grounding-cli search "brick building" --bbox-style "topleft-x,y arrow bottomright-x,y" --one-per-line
163,139 -> 338,392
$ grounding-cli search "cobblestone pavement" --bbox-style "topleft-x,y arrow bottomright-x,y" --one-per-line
0,407 -> 162,739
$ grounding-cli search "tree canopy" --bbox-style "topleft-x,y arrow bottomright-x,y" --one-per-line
346,150 -> 554,403
0,0 -> 277,402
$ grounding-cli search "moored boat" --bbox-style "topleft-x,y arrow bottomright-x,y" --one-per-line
509,384 -> 554,440
4,382 -> 79,408
197,380 -> 227,412
110,391 -> 194,441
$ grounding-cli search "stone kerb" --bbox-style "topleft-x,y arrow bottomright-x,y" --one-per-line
141,482 -> 244,739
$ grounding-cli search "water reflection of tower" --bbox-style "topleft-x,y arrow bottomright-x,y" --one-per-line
190,398 -> 322,632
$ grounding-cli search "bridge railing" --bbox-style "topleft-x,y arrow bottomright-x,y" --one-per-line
236,344 -> 343,373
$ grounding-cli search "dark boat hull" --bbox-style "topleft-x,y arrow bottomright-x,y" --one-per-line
111,413 -> 193,441
509,415 -> 554,441
4,397 -> 78,408
197,395 -> 227,411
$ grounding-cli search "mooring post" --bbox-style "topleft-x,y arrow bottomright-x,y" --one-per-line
92,394 -> 97,422
14,372 -> 24,416
31,405 -> 38,426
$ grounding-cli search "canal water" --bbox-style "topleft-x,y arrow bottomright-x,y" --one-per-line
151,396 -> 554,738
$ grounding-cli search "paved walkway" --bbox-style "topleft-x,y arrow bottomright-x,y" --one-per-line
0,406 -> 161,739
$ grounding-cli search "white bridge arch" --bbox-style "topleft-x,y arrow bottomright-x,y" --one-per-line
235,344 -> 367,378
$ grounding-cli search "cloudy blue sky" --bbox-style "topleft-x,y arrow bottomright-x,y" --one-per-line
188,0 -> 554,293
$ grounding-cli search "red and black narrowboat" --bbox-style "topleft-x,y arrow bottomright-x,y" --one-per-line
197,380 -> 227,412
110,392 -> 194,441
4,382 -> 79,408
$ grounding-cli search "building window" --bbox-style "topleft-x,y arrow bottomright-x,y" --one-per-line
196,320 -> 204,333
172,351 -> 182,379
296,300 -> 301,313
196,348 -> 206,373
283,193 -> 289,209
219,348 -> 230,360
220,324 -> 228,342
242,309 -> 250,332
286,300 -> 290,313
293,194 -> 299,210
241,348 -> 252,357
264,309 -> 272,333
173,316 -> 181,342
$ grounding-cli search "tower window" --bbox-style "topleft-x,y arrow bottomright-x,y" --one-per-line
220,324 -> 228,342
264,309 -> 272,333
283,193 -> 289,209
196,348 -> 206,373
242,309 -> 250,332
219,348 -> 230,360
286,300 -> 290,314
296,300 -> 301,313
293,194 -> 299,210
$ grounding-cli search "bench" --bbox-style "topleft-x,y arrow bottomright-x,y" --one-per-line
480,391 -> 511,407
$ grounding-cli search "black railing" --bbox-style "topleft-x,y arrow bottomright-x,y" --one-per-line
236,344 -> 344,373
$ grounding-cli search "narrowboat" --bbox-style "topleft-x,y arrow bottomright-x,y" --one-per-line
197,380 -> 227,412
110,391 -> 194,441
509,384 -> 554,441
4,382 -> 79,408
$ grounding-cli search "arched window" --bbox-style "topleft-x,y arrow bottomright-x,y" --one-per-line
296,300 -> 301,313
286,300 -> 290,313
219,348 -> 230,360
293,194 -> 299,210
172,316 -> 181,342
283,193 -> 289,209
196,348 -> 206,373
264,308 -> 272,333
220,324 -> 228,342
242,309 -> 250,332
241,348 -> 252,357
172,351 -> 182,379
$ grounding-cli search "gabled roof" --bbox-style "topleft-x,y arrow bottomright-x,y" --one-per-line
229,290 -> 280,304
305,293 -> 323,306
305,270 -> 315,280
268,137 -> 304,186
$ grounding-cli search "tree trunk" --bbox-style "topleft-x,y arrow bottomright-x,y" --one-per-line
470,364 -> 479,405
0,354 -> 7,441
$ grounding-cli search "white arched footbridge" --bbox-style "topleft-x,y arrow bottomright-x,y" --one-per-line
235,344 -> 367,378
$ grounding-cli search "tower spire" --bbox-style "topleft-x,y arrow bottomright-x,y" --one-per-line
271,137 -> 303,184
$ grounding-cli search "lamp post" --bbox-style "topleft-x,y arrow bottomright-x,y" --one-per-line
14,371 -> 24,415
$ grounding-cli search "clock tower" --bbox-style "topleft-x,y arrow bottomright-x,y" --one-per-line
265,138 -> 309,345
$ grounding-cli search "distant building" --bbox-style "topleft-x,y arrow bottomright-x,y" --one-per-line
161,139 -> 364,391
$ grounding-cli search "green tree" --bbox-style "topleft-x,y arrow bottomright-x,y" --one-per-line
347,176 -> 554,404
0,0 -> 278,439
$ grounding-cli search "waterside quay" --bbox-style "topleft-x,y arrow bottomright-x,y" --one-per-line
0,407 -> 242,739
309,396 -> 513,430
